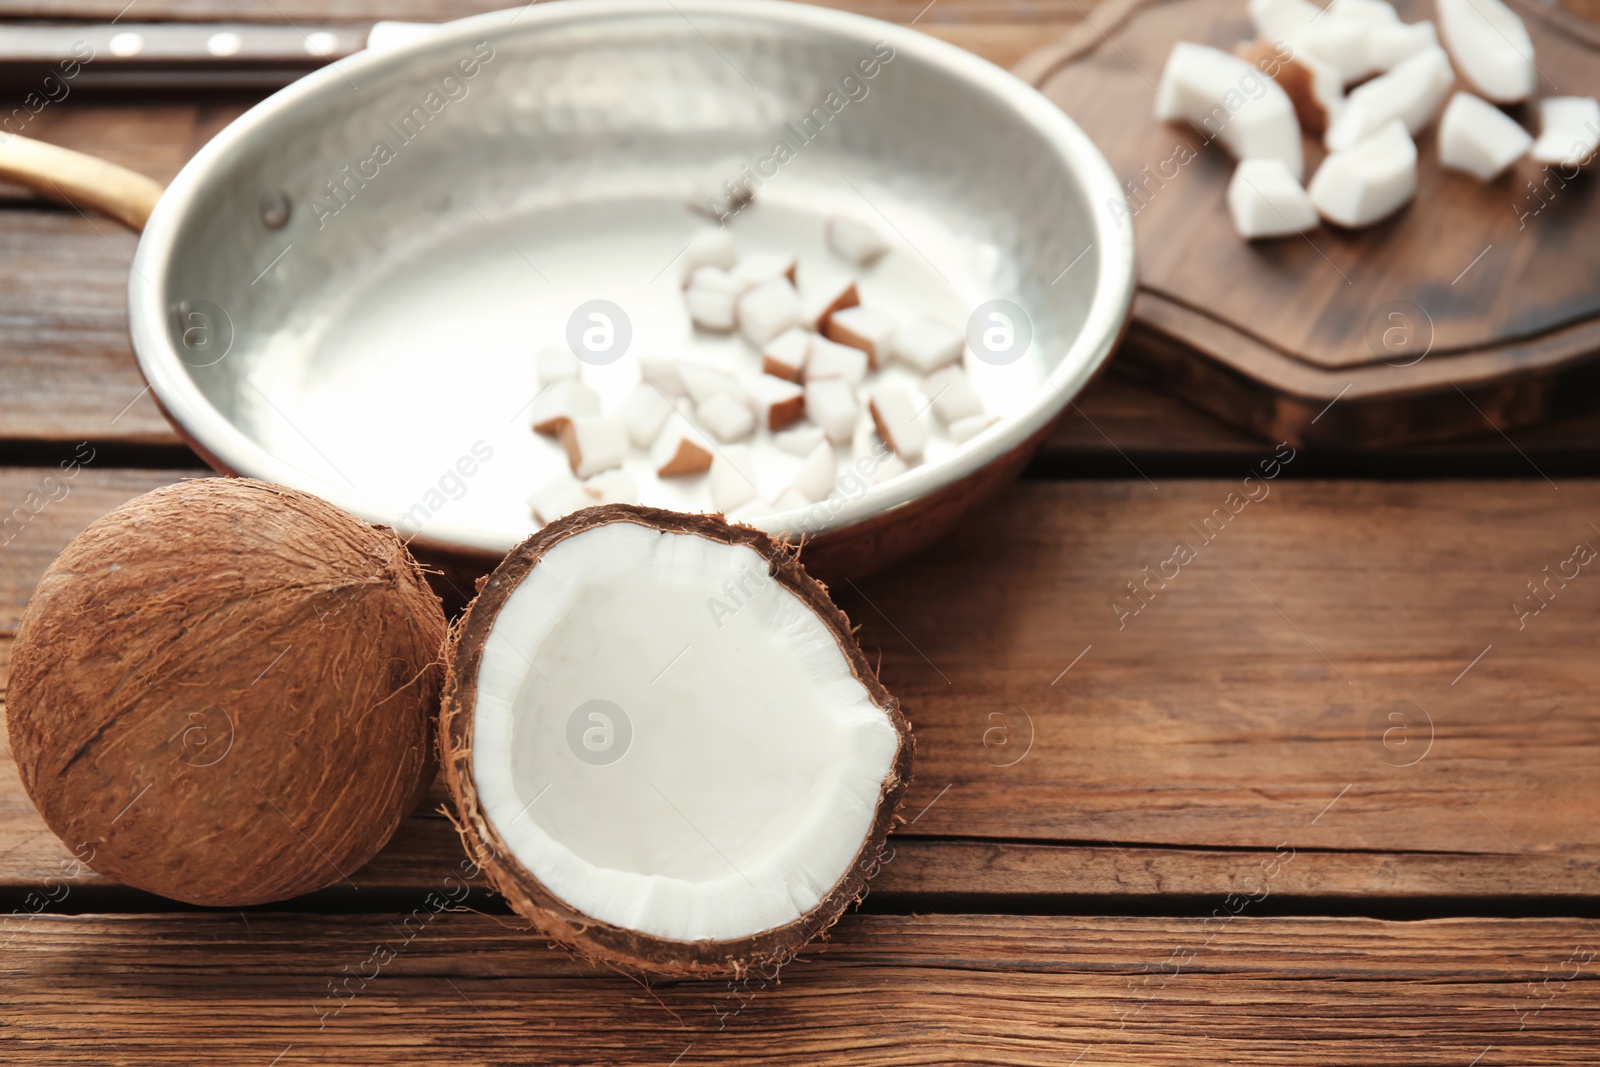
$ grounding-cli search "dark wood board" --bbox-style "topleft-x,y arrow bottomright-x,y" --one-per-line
4,911 -> 1599,1065
6,469 -> 1600,904
1025,0 -> 1600,447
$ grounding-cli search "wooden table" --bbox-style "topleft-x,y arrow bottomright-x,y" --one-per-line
5,2 -> 1600,1063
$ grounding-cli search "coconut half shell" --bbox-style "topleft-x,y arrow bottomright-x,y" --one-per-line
6,479 -> 447,906
439,505 -> 914,978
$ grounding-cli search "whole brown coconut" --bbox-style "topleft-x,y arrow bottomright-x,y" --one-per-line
440,505 -> 914,979
6,479 -> 447,906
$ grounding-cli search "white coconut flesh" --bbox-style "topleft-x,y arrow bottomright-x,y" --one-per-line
469,521 -> 900,943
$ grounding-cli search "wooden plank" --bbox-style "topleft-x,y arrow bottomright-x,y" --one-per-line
3,469 -> 1600,901
8,736 -> 1600,900
0,214 -> 167,444
3,911 -> 1597,1064
6,757 -> 1600,899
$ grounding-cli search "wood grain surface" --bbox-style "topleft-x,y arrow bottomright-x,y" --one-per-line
5,912 -> 1599,1065
1030,0 -> 1600,446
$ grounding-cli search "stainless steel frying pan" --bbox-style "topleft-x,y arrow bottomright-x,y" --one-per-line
0,0 -> 1135,579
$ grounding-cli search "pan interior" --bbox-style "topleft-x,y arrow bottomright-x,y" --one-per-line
155,6 -> 1104,543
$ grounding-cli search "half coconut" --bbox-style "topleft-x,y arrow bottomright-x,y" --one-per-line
439,505 -> 913,977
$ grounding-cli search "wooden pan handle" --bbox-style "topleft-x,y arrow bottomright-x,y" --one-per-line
0,134 -> 164,232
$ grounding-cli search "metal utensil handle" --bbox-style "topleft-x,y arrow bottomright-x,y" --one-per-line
0,134 -> 163,232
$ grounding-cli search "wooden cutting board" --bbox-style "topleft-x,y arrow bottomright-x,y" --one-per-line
1017,0 -> 1600,447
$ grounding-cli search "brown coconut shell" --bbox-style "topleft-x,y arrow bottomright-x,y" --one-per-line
6,478 -> 448,906
438,504 -> 914,979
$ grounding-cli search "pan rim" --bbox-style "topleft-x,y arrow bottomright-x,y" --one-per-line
128,0 -> 1136,555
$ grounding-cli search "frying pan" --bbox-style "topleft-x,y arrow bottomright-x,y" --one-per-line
0,0 -> 1135,580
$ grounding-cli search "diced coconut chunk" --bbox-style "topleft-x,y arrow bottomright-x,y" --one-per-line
1324,46 -> 1454,150
697,392 -> 757,442
791,440 -> 837,503
1228,158 -> 1320,238
678,363 -> 738,406
773,423 -> 826,457
737,278 -> 804,347
639,356 -> 686,398
826,215 -> 890,265
762,327 -> 812,382
618,383 -> 673,448
1284,20 -> 1371,86
804,378 -> 859,444
949,413 -> 999,445
528,474 -> 594,525
1248,0 -> 1320,42
800,274 -> 860,331
805,337 -> 870,385
1439,91 -> 1532,180
1155,42 -> 1304,180
559,417 -> 628,479
1308,119 -> 1418,227
868,388 -> 928,461
892,316 -> 964,374
530,380 -> 601,436
923,366 -> 987,425
689,264 -> 751,294
1438,0 -> 1536,104
1259,0 -> 1397,82
1365,20 -> 1439,73
685,271 -> 741,332
732,252 -> 798,287
583,469 -> 638,505
680,227 -> 737,285
743,375 -> 806,431
825,306 -> 897,368
1531,97 -> 1600,167
1325,0 -> 1398,24
709,445 -> 758,512
536,344 -> 578,385
653,424 -> 713,477
1237,40 -> 1344,136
